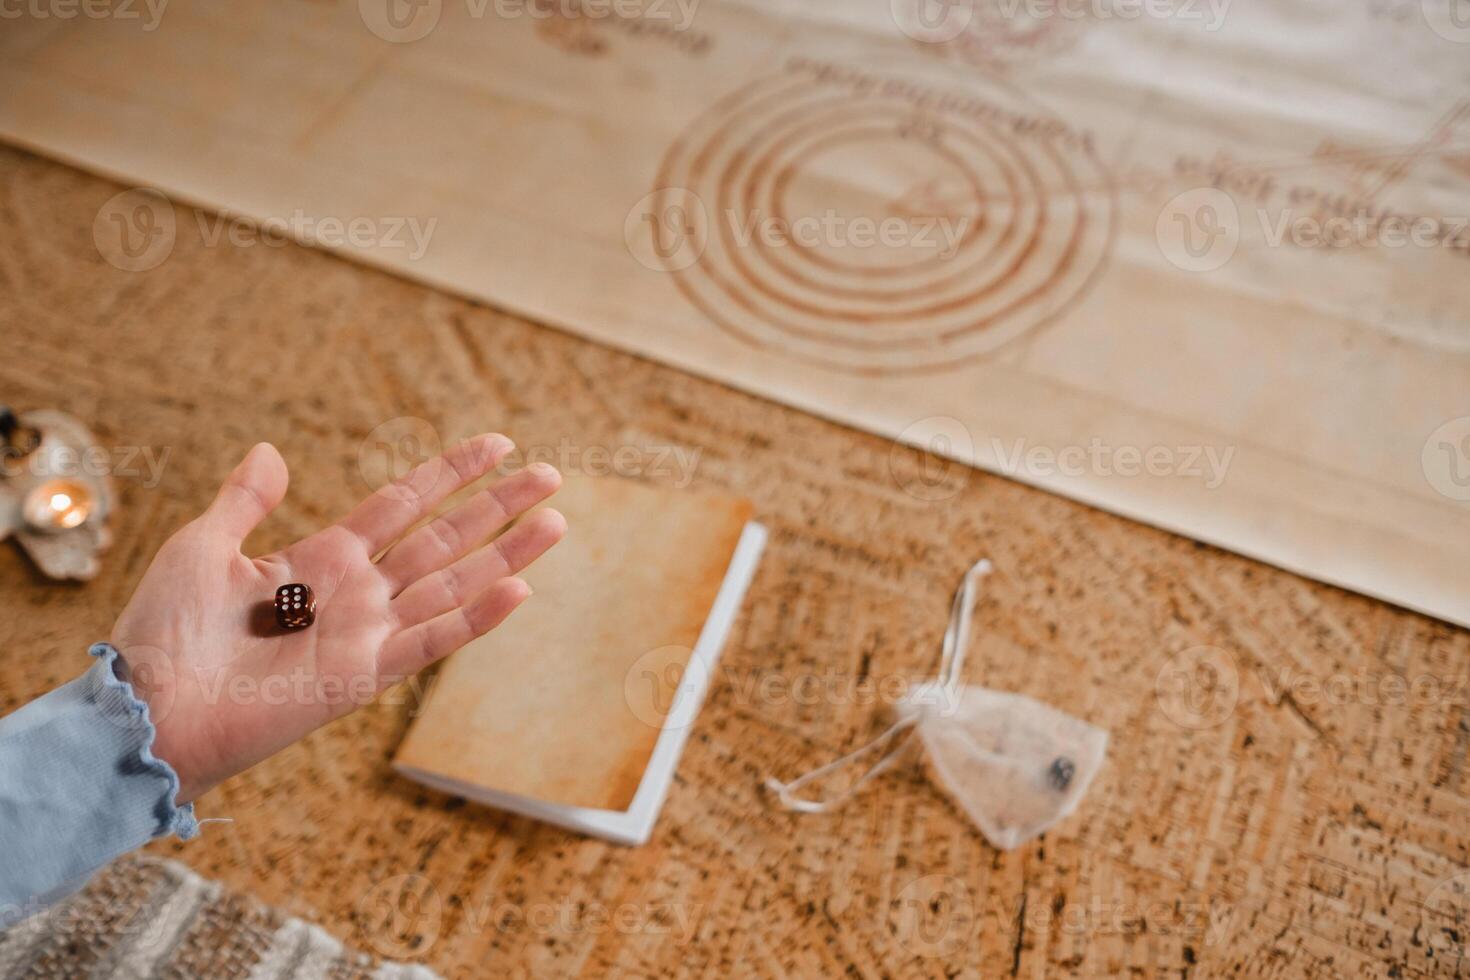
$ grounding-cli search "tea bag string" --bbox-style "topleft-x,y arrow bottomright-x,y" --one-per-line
764,558 -> 993,814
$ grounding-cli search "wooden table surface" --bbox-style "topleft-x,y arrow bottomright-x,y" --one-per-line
1,145 -> 1466,979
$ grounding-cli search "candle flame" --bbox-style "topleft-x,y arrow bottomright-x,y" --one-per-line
23,480 -> 94,531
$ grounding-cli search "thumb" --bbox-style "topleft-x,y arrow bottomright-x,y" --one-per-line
205,442 -> 289,544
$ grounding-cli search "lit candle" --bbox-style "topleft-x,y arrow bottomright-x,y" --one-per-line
22,479 -> 96,532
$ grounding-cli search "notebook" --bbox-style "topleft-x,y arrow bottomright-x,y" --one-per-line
393,474 -> 766,845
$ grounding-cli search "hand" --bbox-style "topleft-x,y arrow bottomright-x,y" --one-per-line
109,434 -> 566,803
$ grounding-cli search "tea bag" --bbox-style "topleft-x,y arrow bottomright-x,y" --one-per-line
765,560 -> 1108,851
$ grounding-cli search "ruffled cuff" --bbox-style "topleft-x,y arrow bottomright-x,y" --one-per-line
0,644 -> 202,921
84,642 -> 199,841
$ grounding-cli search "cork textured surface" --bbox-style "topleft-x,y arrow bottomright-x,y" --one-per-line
0,146 -> 1467,978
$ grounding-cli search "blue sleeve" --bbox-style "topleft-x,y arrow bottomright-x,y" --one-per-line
0,643 -> 199,926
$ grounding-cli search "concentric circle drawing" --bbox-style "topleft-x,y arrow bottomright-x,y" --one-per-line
648,58 -> 1116,374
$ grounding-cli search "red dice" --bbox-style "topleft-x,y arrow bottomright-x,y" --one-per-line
275,583 -> 316,630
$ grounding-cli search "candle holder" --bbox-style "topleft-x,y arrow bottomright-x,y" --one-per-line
0,408 -> 115,581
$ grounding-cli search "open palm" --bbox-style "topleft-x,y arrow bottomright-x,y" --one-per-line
109,434 -> 565,803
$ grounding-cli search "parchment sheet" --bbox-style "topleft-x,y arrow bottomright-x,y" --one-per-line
1,0 -> 1466,624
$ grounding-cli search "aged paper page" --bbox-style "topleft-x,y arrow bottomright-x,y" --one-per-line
1,0 -> 1465,622
394,476 -> 752,811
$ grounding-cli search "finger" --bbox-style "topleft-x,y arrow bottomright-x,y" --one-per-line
377,577 -> 532,681
377,462 -> 562,594
341,432 -> 514,555
391,507 -> 566,626
203,442 -> 289,544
